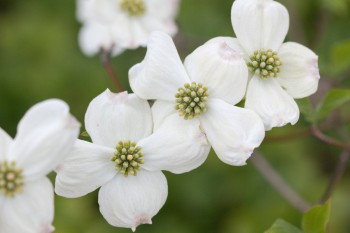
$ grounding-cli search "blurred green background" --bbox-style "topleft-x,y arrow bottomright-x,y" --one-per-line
1,0 -> 350,232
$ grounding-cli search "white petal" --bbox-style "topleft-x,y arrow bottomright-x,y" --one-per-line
201,98 -> 265,166
79,22 -> 124,57
85,90 -> 153,148
204,37 -> 249,61
147,0 -> 180,19
98,171 -> 167,231
141,15 -> 178,39
76,0 -> 94,22
0,127 -> 12,161
277,42 -> 320,98
110,19 -> 148,50
0,177 -> 54,233
245,76 -> 300,130
231,0 -> 289,54
55,139 -> 116,198
9,99 -> 80,181
184,38 -> 248,104
129,31 -> 190,101
151,100 -> 177,131
138,114 -> 210,174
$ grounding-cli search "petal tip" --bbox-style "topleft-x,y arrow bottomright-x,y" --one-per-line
309,57 -> 320,80
218,42 -> 243,61
65,114 -> 81,130
39,224 -> 55,233
104,89 -> 128,100
132,215 -> 153,232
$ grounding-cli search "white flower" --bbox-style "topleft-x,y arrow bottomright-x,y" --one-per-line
222,0 -> 320,130
0,100 -> 80,233
77,0 -> 179,56
55,90 -> 210,231
129,31 -> 265,166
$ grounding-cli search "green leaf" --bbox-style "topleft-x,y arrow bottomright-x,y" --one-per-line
315,89 -> 350,121
295,98 -> 316,123
302,200 -> 331,233
331,40 -> 350,75
265,219 -> 303,233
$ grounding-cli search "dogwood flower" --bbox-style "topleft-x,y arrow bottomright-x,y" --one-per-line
77,0 -> 179,56
55,90 -> 210,231
223,0 -> 320,130
129,31 -> 265,166
0,100 -> 80,233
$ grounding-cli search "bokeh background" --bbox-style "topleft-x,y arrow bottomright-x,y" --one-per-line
1,0 -> 350,232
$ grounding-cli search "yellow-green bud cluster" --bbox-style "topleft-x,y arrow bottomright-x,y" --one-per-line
120,0 -> 146,16
247,49 -> 282,79
112,141 -> 143,177
175,82 -> 209,120
0,161 -> 24,197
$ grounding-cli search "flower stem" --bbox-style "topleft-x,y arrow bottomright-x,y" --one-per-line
311,126 -> 350,151
250,152 -> 311,212
100,48 -> 124,92
320,150 -> 350,203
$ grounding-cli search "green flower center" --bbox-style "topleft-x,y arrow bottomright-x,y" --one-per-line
120,0 -> 146,16
112,141 -> 143,177
175,82 -> 209,120
0,161 -> 24,197
247,49 -> 283,79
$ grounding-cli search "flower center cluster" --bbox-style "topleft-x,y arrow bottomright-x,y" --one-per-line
112,141 -> 143,177
120,0 -> 146,16
175,82 -> 209,120
0,161 -> 24,197
247,49 -> 282,79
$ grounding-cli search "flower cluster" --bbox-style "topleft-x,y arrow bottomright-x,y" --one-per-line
77,0 -> 179,56
0,0 -> 320,232
0,100 -> 80,233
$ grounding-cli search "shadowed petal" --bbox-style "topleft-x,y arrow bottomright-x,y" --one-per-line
98,171 -> 167,231
201,98 -> 265,166
245,76 -> 299,130
55,139 -> 116,198
231,0 -> 289,54
85,90 -> 152,148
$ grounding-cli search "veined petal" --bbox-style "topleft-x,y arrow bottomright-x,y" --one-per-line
98,171 -> 167,232
0,127 -> 12,161
85,90 -> 153,148
55,139 -> 116,198
205,37 -> 249,61
184,38 -> 248,105
201,98 -> 265,166
0,177 -> 54,233
231,0 -> 289,54
138,114 -> 210,174
9,99 -> 80,181
245,76 -> 299,130
151,100 -> 176,131
277,42 -> 320,98
129,31 -> 190,101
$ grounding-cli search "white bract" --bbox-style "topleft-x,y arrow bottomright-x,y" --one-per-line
77,0 -> 179,56
55,90 -> 210,231
221,0 -> 319,130
129,31 -> 265,166
0,100 -> 80,233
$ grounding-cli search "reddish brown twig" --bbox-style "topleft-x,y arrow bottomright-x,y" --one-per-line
250,152 -> 311,213
311,126 -> 350,151
100,48 -> 124,92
